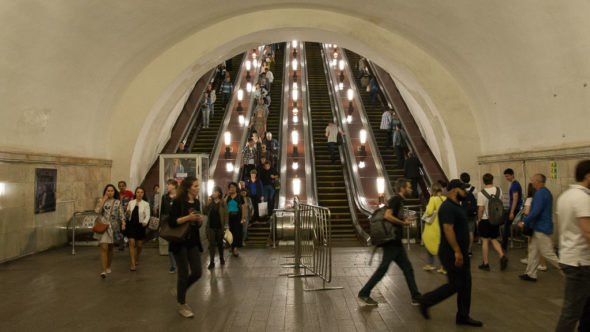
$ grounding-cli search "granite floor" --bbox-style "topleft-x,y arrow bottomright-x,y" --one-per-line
0,242 -> 566,331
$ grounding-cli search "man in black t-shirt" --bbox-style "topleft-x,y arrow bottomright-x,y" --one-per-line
418,179 -> 483,327
358,178 -> 421,306
259,161 -> 278,214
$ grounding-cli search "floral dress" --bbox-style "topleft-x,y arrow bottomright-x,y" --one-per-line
93,199 -> 125,244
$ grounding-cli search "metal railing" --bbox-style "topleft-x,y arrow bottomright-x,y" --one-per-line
68,210 -> 101,255
278,203 -> 343,291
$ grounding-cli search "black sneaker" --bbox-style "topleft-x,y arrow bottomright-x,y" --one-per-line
220,259 -> 225,265
519,274 -> 537,282
500,256 -> 508,271
207,262 -> 215,270
478,263 -> 490,271
456,316 -> 483,327
357,295 -> 378,306
418,301 -> 430,320
411,298 -> 421,306
468,252 -> 473,257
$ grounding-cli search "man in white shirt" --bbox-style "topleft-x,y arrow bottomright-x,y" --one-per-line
477,173 -> 508,271
555,160 -> 590,332
380,109 -> 394,146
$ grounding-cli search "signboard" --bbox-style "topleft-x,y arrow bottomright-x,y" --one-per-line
35,168 -> 57,214
550,161 -> 558,179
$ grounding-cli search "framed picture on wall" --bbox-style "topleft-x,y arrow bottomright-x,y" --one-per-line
35,168 -> 57,214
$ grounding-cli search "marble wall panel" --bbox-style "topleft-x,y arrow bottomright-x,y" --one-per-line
0,152 -> 111,262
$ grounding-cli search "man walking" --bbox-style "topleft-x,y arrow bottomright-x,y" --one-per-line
404,151 -> 421,197
460,172 -> 478,257
419,180 -> 483,327
380,109 -> 394,146
518,174 -> 560,281
502,168 -> 522,251
477,173 -> 508,271
325,121 -> 343,164
555,160 -> 590,331
358,178 -> 421,306
392,124 -> 408,168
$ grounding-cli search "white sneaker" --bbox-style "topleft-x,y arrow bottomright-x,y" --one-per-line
106,268 -> 112,274
520,258 -> 528,264
423,265 -> 436,271
538,265 -> 548,271
177,303 -> 194,318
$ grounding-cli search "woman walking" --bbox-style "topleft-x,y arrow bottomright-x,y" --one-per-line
203,186 -> 228,269
160,179 -> 178,273
168,176 -> 203,318
94,184 -> 125,279
240,187 -> 254,243
421,183 -> 447,274
124,187 -> 150,271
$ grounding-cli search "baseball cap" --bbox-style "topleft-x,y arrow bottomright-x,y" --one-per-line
447,179 -> 469,191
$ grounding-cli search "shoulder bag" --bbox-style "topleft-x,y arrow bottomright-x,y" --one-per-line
159,202 -> 191,243
421,197 -> 441,225
93,202 -> 113,234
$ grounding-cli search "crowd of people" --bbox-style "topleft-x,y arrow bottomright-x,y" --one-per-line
358,161 -> 590,331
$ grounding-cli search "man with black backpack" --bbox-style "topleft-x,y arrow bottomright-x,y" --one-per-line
460,173 -> 478,257
358,178 -> 421,306
477,173 -> 508,271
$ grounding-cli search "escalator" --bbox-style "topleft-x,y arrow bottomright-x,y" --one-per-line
345,49 -> 420,205
306,43 -> 359,244
245,43 -> 285,247
191,53 -> 244,154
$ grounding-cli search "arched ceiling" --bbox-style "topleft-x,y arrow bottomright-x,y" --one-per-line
2,1 -> 589,186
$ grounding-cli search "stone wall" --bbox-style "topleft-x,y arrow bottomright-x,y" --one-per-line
0,151 -> 111,262
477,145 -> 590,240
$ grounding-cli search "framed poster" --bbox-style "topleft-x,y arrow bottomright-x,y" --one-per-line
35,168 -> 57,214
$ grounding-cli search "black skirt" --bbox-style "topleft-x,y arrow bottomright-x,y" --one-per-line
126,206 -> 146,240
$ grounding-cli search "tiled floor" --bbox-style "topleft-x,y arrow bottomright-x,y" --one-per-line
0,243 -> 566,331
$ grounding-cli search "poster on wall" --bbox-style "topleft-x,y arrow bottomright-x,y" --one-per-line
35,168 -> 57,214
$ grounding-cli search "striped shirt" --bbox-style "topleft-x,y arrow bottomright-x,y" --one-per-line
221,81 -> 233,94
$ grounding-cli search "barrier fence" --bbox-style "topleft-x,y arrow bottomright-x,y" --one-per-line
277,203 -> 343,292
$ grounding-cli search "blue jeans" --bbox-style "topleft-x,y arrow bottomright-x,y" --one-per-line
202,109 -> 210,127
328,142 -> 336,162
359,244 -> 420,299
263,184 -> 275,213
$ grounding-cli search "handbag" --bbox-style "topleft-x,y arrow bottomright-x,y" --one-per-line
148,216 -> 160,231
421,197 -> 441,225
258,201 -> 268,217
92,217 -> 109,234
224,229 -> 233,245
159,217 -> 190,243
93,203 -> 113,234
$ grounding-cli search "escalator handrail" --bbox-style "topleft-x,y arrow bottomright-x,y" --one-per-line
301,43 -> 319,205
340,49 -> 395,201
235,47 -> 266,183
365,60 -> 438,188
317,44 -> 370,243
177,68 -> 217,152
207,52 -> 249,175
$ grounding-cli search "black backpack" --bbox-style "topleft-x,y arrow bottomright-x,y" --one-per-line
369,207 -> 397,246
461,187 -> 478,217
481,187 -> 506,225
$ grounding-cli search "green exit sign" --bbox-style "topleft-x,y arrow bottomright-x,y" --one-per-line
550,161 -> 558,179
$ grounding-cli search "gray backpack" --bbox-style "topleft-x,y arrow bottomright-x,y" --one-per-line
481,187 -> 505,225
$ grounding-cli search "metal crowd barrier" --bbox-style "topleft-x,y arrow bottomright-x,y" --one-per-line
68,210 -> 101,255
279,203 -> 343,292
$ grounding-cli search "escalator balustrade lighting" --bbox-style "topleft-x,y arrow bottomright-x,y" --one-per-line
226,162 -> 234,172
291,130 -> 299,156
360,129 -> 367,156
377,177 -> 385,207
293,115 -> 298,123
292,89 -> 298,101
292,59 -> 298,71
238,114 -> 245,127
224,131 -> 232,155
292,161 -> 299,170
339,82 -> 344,91
292,40 -> 298,48
339,60 -> 345,82
207,180 -> 215,196
347,88 -> 354,112
237,89 -> 244,112
359,161 -> 366,169
293,82 -> 298,90
246,60 -> 252,80
246,82 -> 252,92
347,114 -> 353,124
333,51 -> 338,59
292,178 -> 301,196
253,59 -> 258,68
